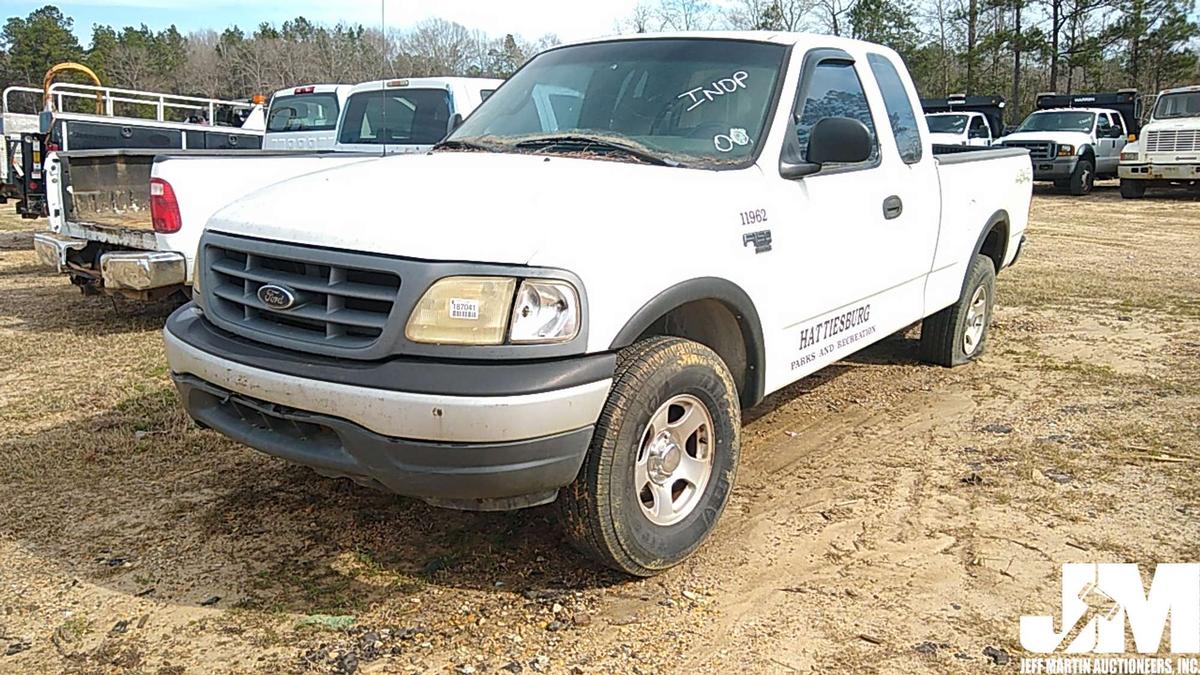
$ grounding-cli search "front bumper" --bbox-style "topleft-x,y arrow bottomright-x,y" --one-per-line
165,306 -> 614,509
1119,163 -> 1200,181
1030,156 -> 1077,180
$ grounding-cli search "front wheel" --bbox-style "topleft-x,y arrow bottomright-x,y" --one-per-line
1069,158 -> 1094,195
1120,179 -> 1147,199
919,254 -> 997,367
557,337 -> 741,576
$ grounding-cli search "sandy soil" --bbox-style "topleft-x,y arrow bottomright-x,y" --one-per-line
1,183 -> 1198,674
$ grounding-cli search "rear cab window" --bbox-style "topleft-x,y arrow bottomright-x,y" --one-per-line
339,88 -> 453,146
865,53 -> 922,163
267,93 -> 341,133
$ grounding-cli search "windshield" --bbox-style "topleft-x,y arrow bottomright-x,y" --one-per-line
1017,111 -> 1095,133
1153,92 -> 1200,120
926,114 -> 967,134
267,93 -> 340,133
339,88 -> 452,146
447,38 -> 788,169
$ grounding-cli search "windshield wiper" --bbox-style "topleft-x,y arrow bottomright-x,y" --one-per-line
513,134 -> 680,167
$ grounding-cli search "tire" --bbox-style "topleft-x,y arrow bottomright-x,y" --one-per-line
1120,179 -> 1146,199
919,254 -> 997,367
557,336 -> 741,576
1069,158 -> 1094,195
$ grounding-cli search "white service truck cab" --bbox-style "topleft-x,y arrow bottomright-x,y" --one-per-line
164,33 -> 1033,576
334,77 -> 502,154
925,112 -> 994,146
997,90 -> 1140,195
920,95 -> 1006,147
1118,85 -> 1200,198
264,84 -> 354,151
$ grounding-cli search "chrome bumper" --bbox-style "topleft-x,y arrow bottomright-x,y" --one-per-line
100,251 -> 186,291
32,232 -> 87,273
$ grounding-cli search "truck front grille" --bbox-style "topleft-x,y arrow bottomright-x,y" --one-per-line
1002,140 -> 1055,161
206,243 -> 401,350
1144,129 -> 1200,154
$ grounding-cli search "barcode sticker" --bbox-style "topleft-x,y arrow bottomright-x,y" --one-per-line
449,298 -> 480,320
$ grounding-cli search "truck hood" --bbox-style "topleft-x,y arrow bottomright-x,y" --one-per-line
207,151 -> 748,266
1142,118 -> 1200,133
999,131 -> 1093,147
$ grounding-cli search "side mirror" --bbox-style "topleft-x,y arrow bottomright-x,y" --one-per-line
448,113 -> 464,134
780,117 -> 873,179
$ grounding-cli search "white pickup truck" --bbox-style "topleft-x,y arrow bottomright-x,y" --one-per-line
920,95 -> 1006,147
164,33 -> 1032,575
997,90 -> 1140,195
33,77 -> 501,300
264,84 -> 354,152
1119,85 -> 1200,198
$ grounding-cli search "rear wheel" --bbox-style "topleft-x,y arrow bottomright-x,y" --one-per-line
1120,179 -> 1147,199
919,254 -> 996,367
557,337 -> 741,576
1069,158 -> 1094,195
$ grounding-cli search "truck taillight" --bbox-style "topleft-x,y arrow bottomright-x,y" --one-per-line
150,178 -> 182,234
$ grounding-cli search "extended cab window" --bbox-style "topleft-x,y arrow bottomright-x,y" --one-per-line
1096,114 -> 1113,136
793,61 -> 879,169
447,39 -> 788,169
866,54 -> 921,164
339,88 -> 453,145
267,93 -> 340,133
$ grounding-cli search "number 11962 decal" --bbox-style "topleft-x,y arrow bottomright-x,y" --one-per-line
739,208 -> 768,226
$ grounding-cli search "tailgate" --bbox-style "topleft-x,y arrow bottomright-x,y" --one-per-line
60,150 -> 156,233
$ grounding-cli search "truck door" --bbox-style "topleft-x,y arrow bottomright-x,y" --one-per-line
1095,113 -> 1118,173
968,115 -> 991,146
763,50 -> 938,383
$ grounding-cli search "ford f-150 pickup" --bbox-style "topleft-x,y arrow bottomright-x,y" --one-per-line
164,32 -> 1033,575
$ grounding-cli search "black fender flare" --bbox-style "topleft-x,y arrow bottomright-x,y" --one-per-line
1078,145 -> 1096,162
609,277 -> 766,408
966,209 -> 1011,289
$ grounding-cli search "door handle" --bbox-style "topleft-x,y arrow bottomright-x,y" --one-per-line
883,195 -> 903,220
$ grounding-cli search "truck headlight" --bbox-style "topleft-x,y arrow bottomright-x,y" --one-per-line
1057,144 -> 1075,157
1120,151 -> 1139,162
406,276 -> 517,345
509,279 -> 580,343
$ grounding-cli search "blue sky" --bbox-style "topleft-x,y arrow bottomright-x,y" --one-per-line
0,0 -> 643,45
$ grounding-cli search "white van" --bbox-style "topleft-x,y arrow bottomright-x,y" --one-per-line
265,84 -> 354,151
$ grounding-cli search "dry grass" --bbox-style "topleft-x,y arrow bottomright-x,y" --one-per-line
0,183 -> 1198,673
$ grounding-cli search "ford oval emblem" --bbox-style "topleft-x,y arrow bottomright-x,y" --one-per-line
257,284 -> 296,310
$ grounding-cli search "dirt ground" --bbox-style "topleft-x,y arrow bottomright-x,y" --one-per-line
1,182 -> 1198,674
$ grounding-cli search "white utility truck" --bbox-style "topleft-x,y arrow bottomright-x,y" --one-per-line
1118,85 -> 1200,198
264,84 -> 354,151
997,90 -> 1140,195
921,95 -> 1005,147
34,77 -> 501,300
164,33 -> 1033,575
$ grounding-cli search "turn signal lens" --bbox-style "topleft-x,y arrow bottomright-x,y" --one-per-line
510,280 -> 580,344
405,276 -> 516,345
